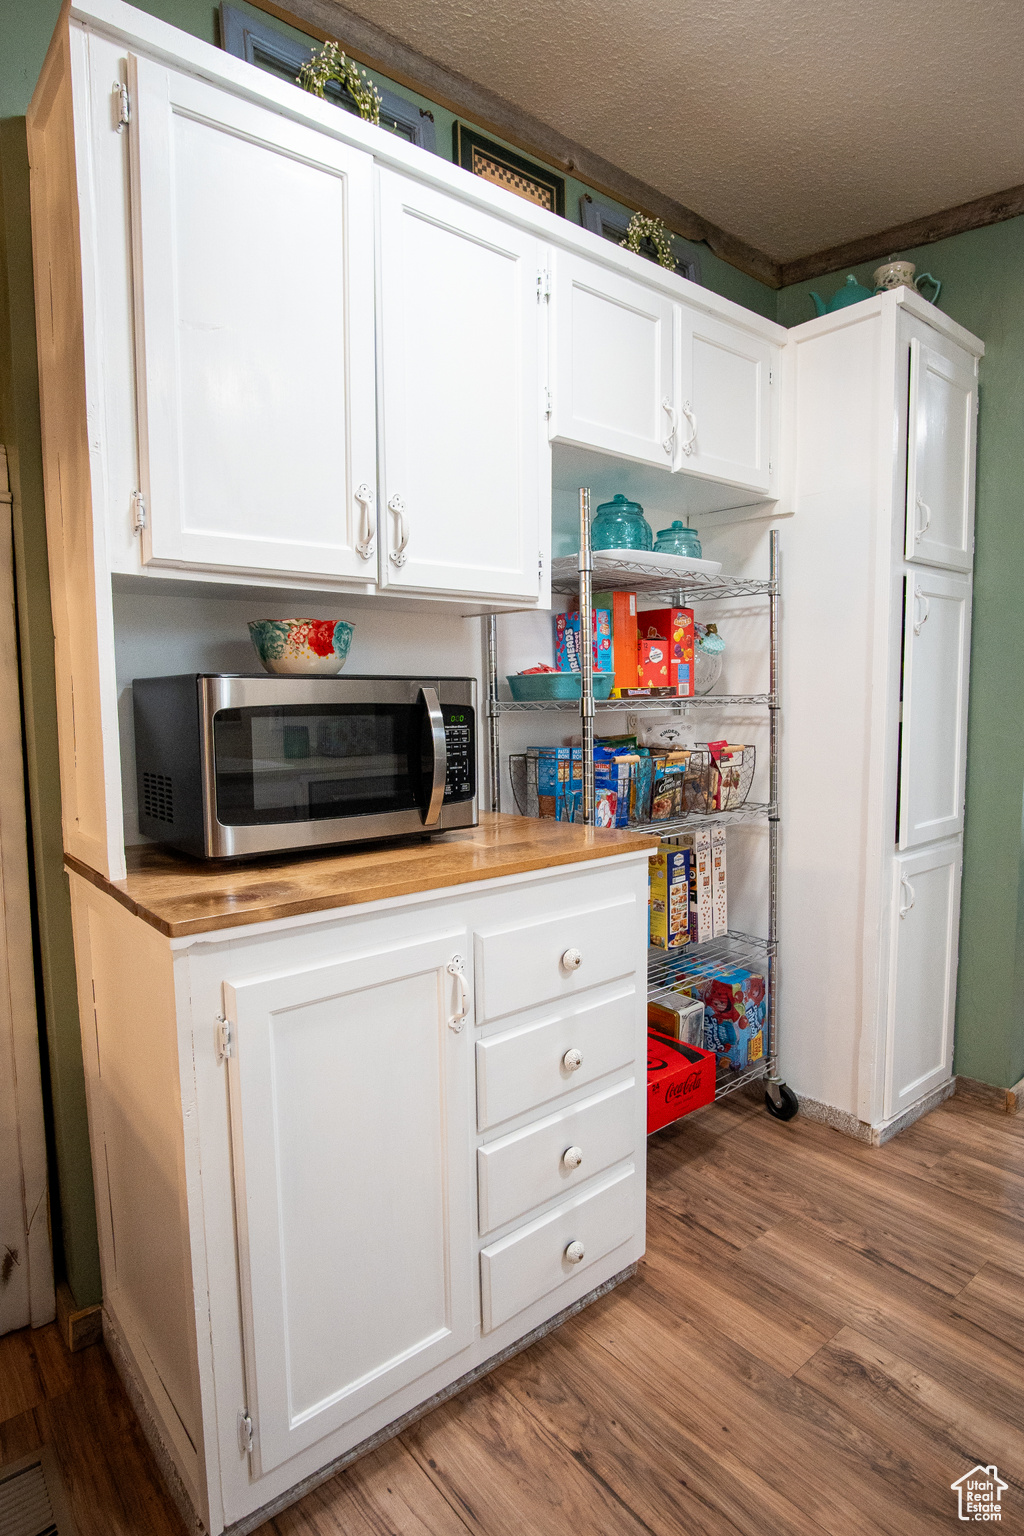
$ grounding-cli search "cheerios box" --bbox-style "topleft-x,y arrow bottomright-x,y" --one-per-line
677,966 -> 766,1071
647,1032 -> 716,1131
649,844 -> 691,948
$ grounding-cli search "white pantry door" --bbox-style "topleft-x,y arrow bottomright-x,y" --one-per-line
128,56 -> 377,580
905,337 -> 977,572
376,169 -> 547,600
549,250 -> 676,469
676,308 -> 774,492
884,841 -> 961,1119
898,570 -> 971,850
0,472 -> 52,1335
224,929 -> 475,1475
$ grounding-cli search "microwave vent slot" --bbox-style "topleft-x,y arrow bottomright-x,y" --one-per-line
143,770 -> 174,824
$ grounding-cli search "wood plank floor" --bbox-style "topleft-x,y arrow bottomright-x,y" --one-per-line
3,1089 -> 1022,1535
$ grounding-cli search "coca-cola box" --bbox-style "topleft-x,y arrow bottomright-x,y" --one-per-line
647,1031 -> 717,1132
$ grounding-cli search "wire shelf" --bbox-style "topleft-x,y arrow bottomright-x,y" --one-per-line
497,693 -> 775,712
647,931 -> 772,994
549,555 -> 775,603
639,801 -> 775,834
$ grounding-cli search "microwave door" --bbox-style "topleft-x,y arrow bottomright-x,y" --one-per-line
417,687 -> 447,827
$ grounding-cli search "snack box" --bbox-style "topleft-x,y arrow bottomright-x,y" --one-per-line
534,746 -> 581,821
555,607 -> 613,673
638,607 -> 695,696
649,843 -> 691,949
637,635 -> 670,688
711,825 -> 728,938
569,591 -> 639,696
678,966 -> 766,1071
667,828 -> 712,943
647,994 -> 705,1047
647,1032 -> 717,1132
649,751 -> 692,822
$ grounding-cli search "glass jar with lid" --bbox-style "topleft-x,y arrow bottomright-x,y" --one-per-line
590,493 -> 653,552
654,519 -> 702,559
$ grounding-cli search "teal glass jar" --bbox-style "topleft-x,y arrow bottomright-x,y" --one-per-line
591,493 -> 653,552
654,519 -> 702,559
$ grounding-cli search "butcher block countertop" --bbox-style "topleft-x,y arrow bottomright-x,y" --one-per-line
65,813 -> 659,939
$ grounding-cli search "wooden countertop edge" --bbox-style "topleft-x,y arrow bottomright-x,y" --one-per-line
64,833 -> 659,939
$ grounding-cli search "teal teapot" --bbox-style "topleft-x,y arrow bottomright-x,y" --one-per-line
810,273 -> 875,317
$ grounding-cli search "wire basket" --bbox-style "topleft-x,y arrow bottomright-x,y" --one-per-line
508,752 -> 540,818
690,744 -> 756,813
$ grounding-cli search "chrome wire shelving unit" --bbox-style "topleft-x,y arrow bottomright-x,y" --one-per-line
484,490 -> 796,1124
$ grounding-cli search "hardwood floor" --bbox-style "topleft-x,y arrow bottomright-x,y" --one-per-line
3,1089 -> 1022,1535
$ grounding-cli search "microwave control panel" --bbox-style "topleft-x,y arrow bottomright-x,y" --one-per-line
442,707 -> 475,803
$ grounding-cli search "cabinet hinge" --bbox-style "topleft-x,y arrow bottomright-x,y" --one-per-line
113,82 -> 130,133
130,490 -> 146,534
538,552 -> 544,586
238,1409 -> 253,1456
544,387 -> 552,418
216,1016 -> 233,1062
769,368 -> 775,385
537,270 -> 551,303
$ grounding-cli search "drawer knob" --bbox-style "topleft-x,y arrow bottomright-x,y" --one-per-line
561,947 -> 583,973
562,1048 -> 583,1073
562,1145 -> 583,1171
565,1240 -> 585,1265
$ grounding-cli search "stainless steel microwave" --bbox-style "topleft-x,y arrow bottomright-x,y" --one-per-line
132,675 -> 477,859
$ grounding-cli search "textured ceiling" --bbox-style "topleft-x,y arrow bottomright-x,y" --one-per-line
329,0 -> 1024,262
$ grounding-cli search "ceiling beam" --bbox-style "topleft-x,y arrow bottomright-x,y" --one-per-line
780,183 -> 1024,287
254,0 -> 783,288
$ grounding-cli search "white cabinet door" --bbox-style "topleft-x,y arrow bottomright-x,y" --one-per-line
676,309 -> 774,493
884,840 -> 961,1119
376,170 -> 547,601
898,570 -> 971,849
905,337 -> 977,572
549,251 -> 676,469
223,929 -> 474,1475
128,56 -> 377,580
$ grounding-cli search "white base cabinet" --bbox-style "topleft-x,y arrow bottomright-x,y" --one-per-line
885,840 -> 962,1120
68,851 -> 649,1535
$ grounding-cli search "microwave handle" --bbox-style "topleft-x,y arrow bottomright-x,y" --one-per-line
419,687 -> 447,827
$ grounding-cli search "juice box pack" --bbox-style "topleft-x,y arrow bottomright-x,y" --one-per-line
677,966 -> 766,1071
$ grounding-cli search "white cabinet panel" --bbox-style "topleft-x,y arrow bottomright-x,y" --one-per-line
898,570 -> 971,849
479,1164 -> 636,1332
128,56 -> 377,581
222,931 -> 474,1475
476,986 -> 636,1130
376,170 -> 547,600
905,338 -> 977,572
884,841 -> 961,1119
474,894 -> 639,1023
477,1078 -> 635,1234
550,251 -> 675,469
677,309 -> 774,492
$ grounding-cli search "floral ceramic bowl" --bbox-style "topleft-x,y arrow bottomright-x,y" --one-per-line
248,619 -> 354,676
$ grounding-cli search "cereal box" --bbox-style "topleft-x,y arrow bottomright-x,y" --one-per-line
711,825 -> 728,938
649,843 -> 691,949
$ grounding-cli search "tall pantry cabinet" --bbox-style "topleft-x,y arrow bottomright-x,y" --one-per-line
778,289 -> 980,1137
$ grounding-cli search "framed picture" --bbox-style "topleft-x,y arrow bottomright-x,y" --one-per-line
219,3 -> 437,153
453,124 -> 565,216
579,195 -> 701,285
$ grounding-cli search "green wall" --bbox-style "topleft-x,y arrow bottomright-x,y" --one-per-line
779,223 -> 1024,1090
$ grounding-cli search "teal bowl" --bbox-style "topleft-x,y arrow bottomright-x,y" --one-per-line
507,672 -> 616,701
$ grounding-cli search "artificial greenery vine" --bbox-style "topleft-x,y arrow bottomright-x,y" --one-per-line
621,212 -> 676,270
297,42 -> 382,126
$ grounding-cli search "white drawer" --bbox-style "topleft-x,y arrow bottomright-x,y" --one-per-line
474,894 -> 639,1023
480,1164 -> 636,1332
477,1078 -> 636,1234
476,986 -> 636,1130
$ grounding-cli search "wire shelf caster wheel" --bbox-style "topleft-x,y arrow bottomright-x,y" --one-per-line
764,1081 -> 799,1121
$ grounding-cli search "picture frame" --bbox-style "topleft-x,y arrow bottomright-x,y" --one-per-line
219,3 -> 437,153
453,124 -> 565,217
580,195 -> 701,284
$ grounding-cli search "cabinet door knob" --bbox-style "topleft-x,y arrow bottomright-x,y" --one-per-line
562,1145 -> 583,1171
562,1048 -> 583,1072
561,947 -> 582,973
564,1240 -> 585,1264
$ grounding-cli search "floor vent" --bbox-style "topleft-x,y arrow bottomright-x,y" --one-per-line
0,1449 -> 78,1536
142,769 -> 174,824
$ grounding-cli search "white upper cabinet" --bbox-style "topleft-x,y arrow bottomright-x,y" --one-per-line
128,56 -> 378,581
898,569 -> 971,850
549,251 -> 676,470
905,336 -> 977,572
677,309 -> 775,493
223,928 -> 475,1476
376,169 -> 548,601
